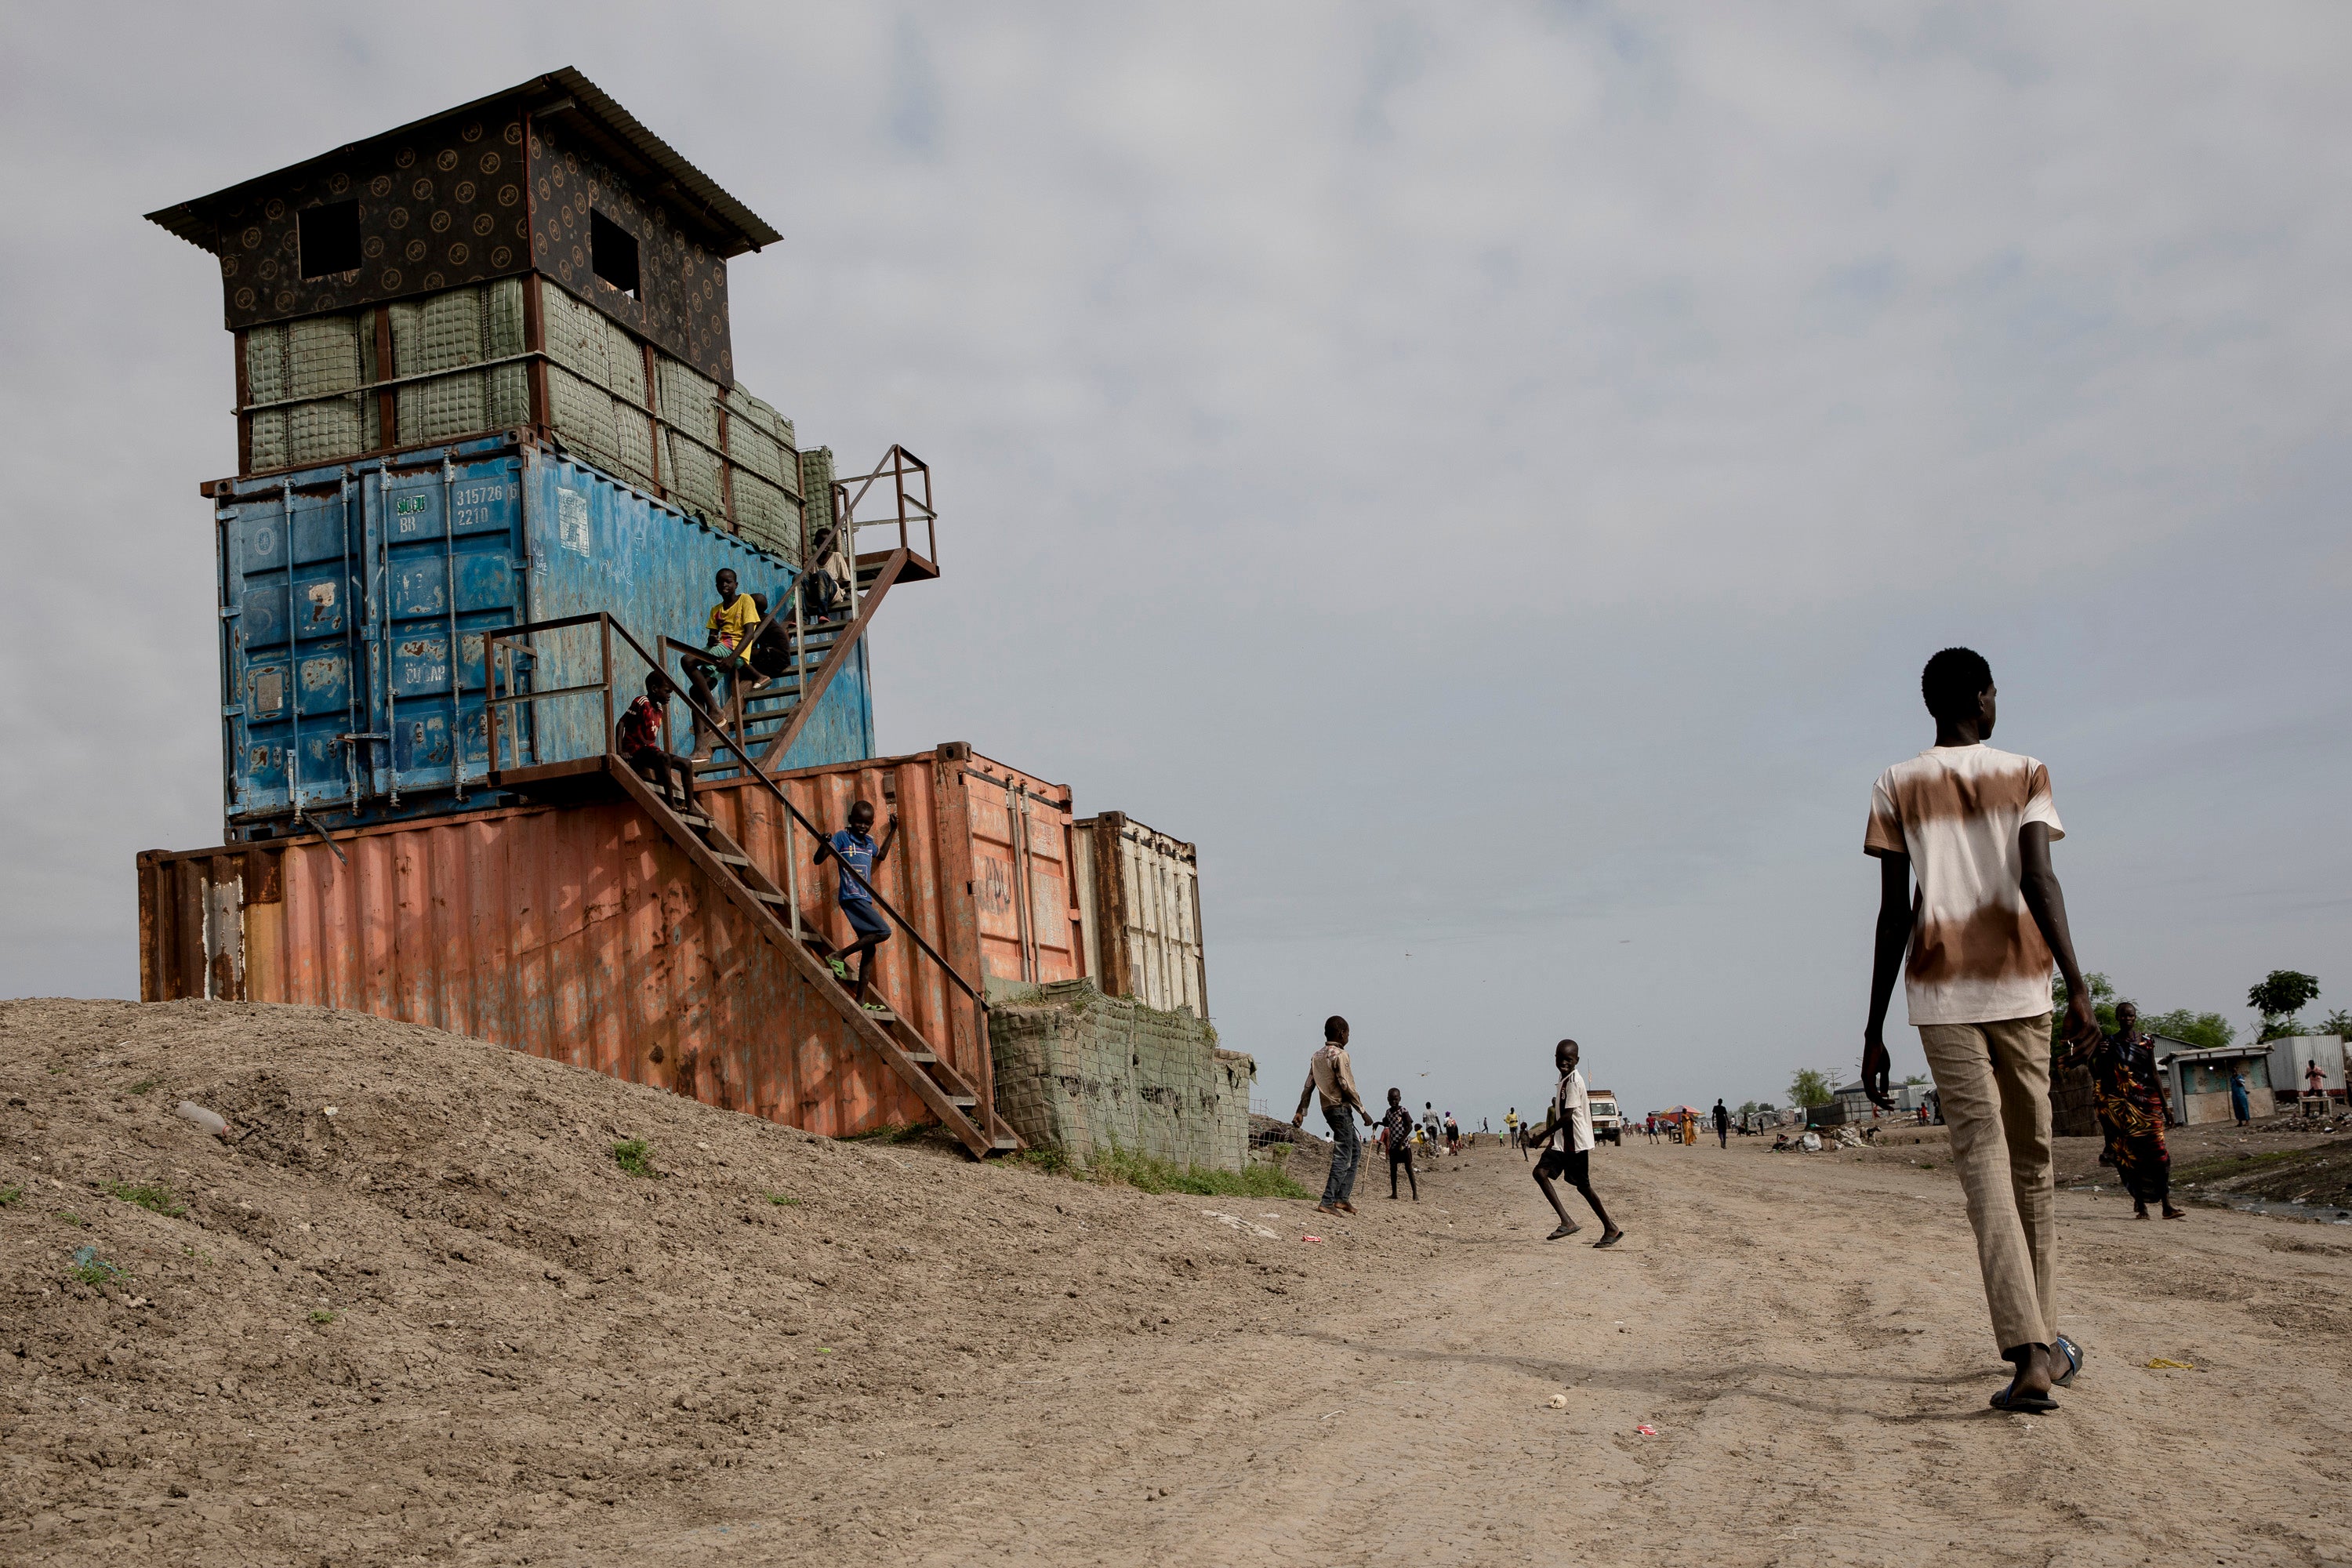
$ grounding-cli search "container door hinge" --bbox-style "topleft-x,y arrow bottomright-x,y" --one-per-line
219,605 -> 240,619
221,704 -> 244,717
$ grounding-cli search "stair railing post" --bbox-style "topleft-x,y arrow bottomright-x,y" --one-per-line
599,615 -> 615,757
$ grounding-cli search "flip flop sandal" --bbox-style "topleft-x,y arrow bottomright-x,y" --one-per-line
1593,1231 -> 1626,1249
2052,1335 -> 2084,1388
1546,1222 -> 1582,1240
1989,1386 -> 2059,1414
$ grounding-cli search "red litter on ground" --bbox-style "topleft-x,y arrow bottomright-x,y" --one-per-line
1301,1235 -> 1325,1243
1635,1425 -> 1658,1436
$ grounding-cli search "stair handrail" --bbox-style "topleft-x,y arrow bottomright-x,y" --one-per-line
577,612 -> 989,1016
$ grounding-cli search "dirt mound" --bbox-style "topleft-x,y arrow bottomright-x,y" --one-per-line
0,999 -> 1329,1564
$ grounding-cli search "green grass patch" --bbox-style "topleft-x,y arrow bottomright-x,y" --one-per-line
1083,1145 -> 1312,1200
2174,1147 -> 2308,1185
0,1185 -> 20,1207
846,1123 -> 935,1145
1012,1147 -> 1073,1177
309,1309 -> 336,1324
105,1180 -> 186,1218
67,1246 -> 118,1286
128,1076 -> 162,1094
765,1192 -> 800,1207
611,1138 -> 655,1178
57,1210 -> 88,1229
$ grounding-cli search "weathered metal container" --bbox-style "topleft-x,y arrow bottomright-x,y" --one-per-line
212,432 -> 871,842
136,744 -> 1080,1139
1073,811 -> 1207,1016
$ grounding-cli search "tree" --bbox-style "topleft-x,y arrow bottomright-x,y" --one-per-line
1788,1069 -> 1834,1108
2140,1008 -> 2234,1051
2321,1009 -> 2352,1041
2051,973 -> 2128,1054
2249,970 -> 2321,1040
1902,1074 -> 1928,1086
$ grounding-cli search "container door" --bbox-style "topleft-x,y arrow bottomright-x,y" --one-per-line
222,480 -> 366,820
363,455 -> 524,800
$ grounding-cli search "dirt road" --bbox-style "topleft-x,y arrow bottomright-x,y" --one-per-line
10,1001 -> 2352,1566
684,1138 -> 2352,1568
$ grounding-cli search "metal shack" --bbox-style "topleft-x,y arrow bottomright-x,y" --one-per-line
145,67 -> 904,842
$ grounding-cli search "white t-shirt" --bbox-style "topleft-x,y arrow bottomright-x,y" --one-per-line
1865,743 -> 2064,1026
1549,1069 -> 1594,1154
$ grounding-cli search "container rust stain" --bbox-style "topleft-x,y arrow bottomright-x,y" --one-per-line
137,742 -> 1087,1141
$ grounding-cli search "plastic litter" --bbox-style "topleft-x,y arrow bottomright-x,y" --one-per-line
174,1101 -> 230,1139
1547,1394 -> 1568,1409
1200,1210 -> 1279,1240
1301,1234 -> 1324,1243
2145,1357 -> 2196,1370
1635,1424 -> 1658,1436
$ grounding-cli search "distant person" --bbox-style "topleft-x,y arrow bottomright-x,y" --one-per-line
1444,1112 -> 1461,1155
2308,1059 -> 2329,1098
1422,1102 -> 1440,1149
1381,1089 -> 1418,1201
2072,1002 -> 2183,1221
811,799 -> 898,1006
1860,645 -> 2095,1414
1712,1099 -> 1730,1149
800,526 -> 851,624
1504,1107 -> 1519,1145
679,567 -> 762,755
2230,1069 -> 2252,1127
1530,1040 -> 1623,1247
613,671 -> 692,812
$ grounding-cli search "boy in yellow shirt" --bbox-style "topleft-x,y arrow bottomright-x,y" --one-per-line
680,567 -> 762,757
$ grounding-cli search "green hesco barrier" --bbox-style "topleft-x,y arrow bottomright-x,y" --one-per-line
988,978 -> 1254,1172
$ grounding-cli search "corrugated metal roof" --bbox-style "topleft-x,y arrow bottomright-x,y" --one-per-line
145,67 -> 779,257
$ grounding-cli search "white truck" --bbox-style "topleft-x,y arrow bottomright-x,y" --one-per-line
1588,1088 -> 1624,1146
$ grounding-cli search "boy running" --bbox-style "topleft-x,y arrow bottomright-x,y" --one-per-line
1380,1089 -> 1417,1200
1532,1039 -> 1624,1247
811,799 -> 898,1005
1862,646 -> 2097,1414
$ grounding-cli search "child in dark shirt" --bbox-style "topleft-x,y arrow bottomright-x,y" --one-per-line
1381,1088 -> 1418,1200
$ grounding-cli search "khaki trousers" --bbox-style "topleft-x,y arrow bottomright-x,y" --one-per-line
1918,1013 -> 2056,1353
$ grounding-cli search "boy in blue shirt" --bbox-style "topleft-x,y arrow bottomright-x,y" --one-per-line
811,798 -> 898,1006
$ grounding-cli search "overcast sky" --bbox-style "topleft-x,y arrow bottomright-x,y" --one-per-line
2,3 -> 2347,1121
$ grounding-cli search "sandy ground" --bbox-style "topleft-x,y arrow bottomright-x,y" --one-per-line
8,1000 -> 2352,1566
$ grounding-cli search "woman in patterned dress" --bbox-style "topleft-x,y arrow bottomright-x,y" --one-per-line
2078,1002 -> 2185,1220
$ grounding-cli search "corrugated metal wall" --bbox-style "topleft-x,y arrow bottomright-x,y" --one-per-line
1073,812 -> 1207,1016
136,743 -> 1087,1139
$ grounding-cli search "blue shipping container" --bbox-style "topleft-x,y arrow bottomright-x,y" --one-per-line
214,434 -> 873,837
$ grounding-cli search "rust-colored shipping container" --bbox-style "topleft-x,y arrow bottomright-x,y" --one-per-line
137,744 -> 1084,1140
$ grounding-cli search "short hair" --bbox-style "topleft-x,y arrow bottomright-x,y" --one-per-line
1323,1014 -> 1348,1042
1922,647 -> 1994,721
848,798 -> 876,818
751,592 -> 769,613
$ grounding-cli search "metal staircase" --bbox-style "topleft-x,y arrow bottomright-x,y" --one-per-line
691,446 -> 938,783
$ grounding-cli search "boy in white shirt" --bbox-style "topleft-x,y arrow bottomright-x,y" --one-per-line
1533,1040 -> 1624,1247
1862,646 -> 2098,1414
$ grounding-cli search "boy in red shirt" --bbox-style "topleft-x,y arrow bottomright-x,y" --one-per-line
615,671 -> 692,813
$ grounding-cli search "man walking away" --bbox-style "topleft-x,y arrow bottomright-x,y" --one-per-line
1444,1112 -> 1461,1156
1532,1040 -> 1624,1247
1381,1089 -> 1418,1200
811,799 -> 898,1007
1293,1018 -> 1374,1215
1712,1099 -> 1730,1149
1862,646 -> 2097,1414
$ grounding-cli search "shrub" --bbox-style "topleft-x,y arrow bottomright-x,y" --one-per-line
105,1181 -> 186,1218
611,1138 -> 655,1178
